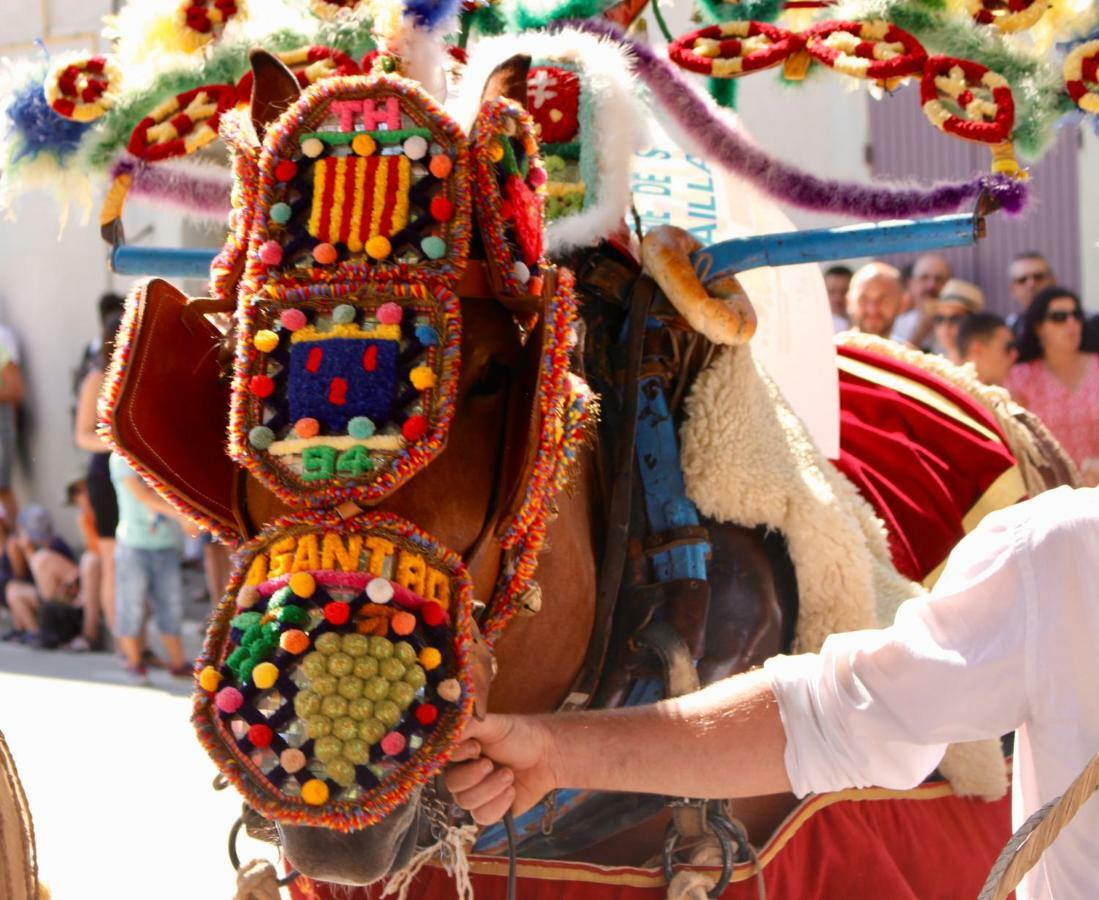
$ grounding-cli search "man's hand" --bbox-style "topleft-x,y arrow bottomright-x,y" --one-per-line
444,715 -> 556,825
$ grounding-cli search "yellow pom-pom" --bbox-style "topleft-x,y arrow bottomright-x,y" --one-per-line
409,366 -> 437,390
253,662 -> 280,690
366,236 -> 391,260
301,778 -> 330,806
290,571 -> 316,598
352,134 -> 376,156
254,329 -> 279,353
488,140 -> 505,163
419,647 -> 442,671
199,666 -> 222,693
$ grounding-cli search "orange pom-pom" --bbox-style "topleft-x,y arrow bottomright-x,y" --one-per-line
391,611 -> 416,636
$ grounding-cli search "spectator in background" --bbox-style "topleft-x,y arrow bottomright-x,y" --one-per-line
0,335 -> 24,526
1007,252 -> 1055,327
845,262 -> 904,340
891,254 -> 951,347
959,313 -> 1017,386
824,265 -> 853,333
930,278 -> 984,364
74,308 -> 123,633
0,505 -> 100,649
109,452 -> 193,684
1007,287 -> 1099,485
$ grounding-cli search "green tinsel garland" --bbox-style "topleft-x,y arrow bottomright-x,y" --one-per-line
696,0 -> 783,24
502,0 -> 620,31
83,25 -> 377,170
833,0 -> 1072,158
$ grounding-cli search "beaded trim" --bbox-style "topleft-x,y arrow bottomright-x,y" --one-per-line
470,99 -> 548,301
229,281 -> 462,509
210,109 -> 260,300
920,56 -> 1015,145
240,75 -> 472,300
192,510 -> 475,831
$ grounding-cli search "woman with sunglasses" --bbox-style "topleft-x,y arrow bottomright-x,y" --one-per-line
1006,286 -> 1099,485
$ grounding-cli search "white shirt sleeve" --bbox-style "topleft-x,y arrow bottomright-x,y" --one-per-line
764,504 -> 1031,798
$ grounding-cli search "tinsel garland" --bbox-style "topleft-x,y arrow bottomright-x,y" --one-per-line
697,0 -> 784,24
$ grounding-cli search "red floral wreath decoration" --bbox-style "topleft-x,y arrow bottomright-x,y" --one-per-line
1064,40 -> 1099,116
668,21 -> 805,78
805,20 -> 927,87
965,0 -> 1050,32
179,0 -> 245,47
127,84 -> 236,162
235,47 -> 360,104
45,55 -> 122,122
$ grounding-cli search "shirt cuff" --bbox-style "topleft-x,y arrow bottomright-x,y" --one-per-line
763,652 -> 831,799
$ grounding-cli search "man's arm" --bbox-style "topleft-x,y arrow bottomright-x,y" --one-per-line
121,475 -> 196,536
0,362 -> 25,405
446,669 -> 789,825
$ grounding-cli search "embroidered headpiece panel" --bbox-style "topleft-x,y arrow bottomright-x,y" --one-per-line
229,281 -> 461,508
471,98 -> 548,303
193,512 -> 475,831
243,75 -> 471,302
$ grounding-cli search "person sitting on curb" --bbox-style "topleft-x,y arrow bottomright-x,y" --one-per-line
446,486 -> 1099,900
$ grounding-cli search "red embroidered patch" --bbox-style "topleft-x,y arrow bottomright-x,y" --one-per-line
526,67 -> 580,144
505,175 -> 543,267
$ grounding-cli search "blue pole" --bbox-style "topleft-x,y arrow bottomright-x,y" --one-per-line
690,213 -> 978,282
110,245 -> 219,278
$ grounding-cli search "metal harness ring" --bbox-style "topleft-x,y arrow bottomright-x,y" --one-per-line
228,816 -> 301,888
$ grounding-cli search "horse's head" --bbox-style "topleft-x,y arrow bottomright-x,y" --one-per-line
161,50 -> 596,886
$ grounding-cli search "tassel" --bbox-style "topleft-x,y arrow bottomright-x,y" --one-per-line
381,823 -> 479,900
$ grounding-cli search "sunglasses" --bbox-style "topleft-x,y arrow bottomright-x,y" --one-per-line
932,314 -> 966,326
1044,310 -> 1083,324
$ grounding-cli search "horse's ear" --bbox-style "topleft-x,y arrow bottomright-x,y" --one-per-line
249,49 -> 301,140
478,54 -> 531,109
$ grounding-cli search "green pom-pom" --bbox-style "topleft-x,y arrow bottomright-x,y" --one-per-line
231,611 -> 262,631
278,605 -> 309,625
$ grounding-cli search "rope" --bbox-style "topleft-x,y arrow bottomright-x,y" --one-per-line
381,823 -> 478,900
979,752 -> 1099,900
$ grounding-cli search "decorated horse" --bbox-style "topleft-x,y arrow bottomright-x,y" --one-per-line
0,0 -> 1091,896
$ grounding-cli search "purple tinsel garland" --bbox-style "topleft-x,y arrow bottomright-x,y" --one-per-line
111,155 -> 233,220
556,20 -> 1029,220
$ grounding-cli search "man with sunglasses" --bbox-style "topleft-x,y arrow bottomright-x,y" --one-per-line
1007,252 -> 1055,327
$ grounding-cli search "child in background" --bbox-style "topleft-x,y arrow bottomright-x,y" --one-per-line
109,452 -> 193,684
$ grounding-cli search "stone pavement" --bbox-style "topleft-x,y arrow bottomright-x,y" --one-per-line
0,618 -> 282,898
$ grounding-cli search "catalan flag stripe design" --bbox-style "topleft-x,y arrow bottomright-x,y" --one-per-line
308,155 -> 411,250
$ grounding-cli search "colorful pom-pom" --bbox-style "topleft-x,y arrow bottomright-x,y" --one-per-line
415,704 -> 438,726
313,242 -> 338,265
253,662 -> 280,690
290,571 -> 316,598
301,138 -> 325,159
528,166 -> 548,189
421,237 -> 447,260
523,136 -> 538,156
352,134 -> 376,156
294,417 -> 320,438
280,629 -> 310,654
366,236 -> 391,259
259,241 -> 283,266
429,196 -> 454,222
348,416 -> 375,439
280,748 -> 307,773
409,366 -> 436,390
270,202 -> 292,224
512,261 -> 531,284
301,778 -> 329,805
414,325 -> 438,346
437,678 -> 461,703
403,135 -> 428,160
280,309 -> 307,331
249,375 -> 275,398
380,731 -> 407,756
248,426 -> 275,450
420,602 -> 445,627
488,139 -> 505,163
429,155 -> 452,178
248,723 -> 274,747
376,302 -> 402,324
391,611 -> 416,636
199,666 -> 222,692
402,415 -> 428,441
215,687 -> 244,713
419,647 -> 442,671
324,601 -> 351,625
332,304 -> 356,324
254,329 -> 279,352
237,586 -> 260,608
528,276 -> 544,297
275,160 -> 298,181
366,577 -> 393,604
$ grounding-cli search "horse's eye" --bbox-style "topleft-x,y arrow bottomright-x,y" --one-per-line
470,357 -> 510,397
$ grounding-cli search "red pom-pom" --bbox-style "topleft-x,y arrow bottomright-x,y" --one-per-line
275,160 -> 298,182
249,375 -> 275,398
429,196 -> 454,222
420,602 -> 445,627
248,723 -> 274,747
415,704 -> 438,726
324,602 -> 350,625
402,416 -> 428,441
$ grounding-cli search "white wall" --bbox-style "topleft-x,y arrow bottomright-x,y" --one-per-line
1081,129 -> 1099,306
